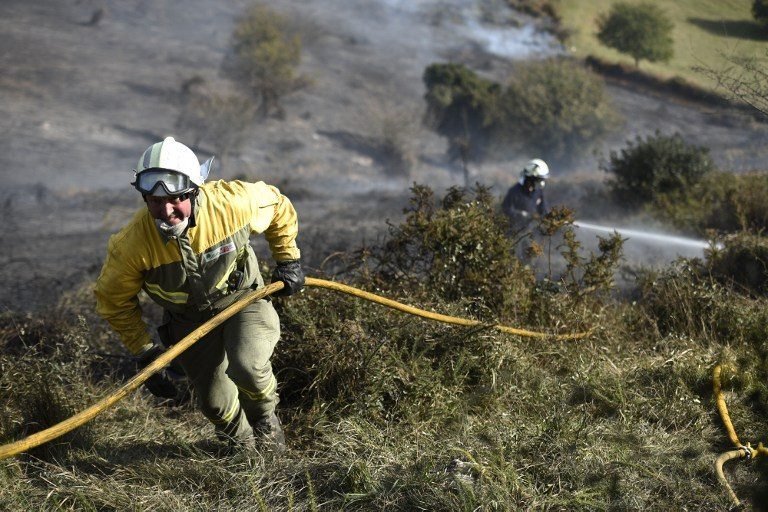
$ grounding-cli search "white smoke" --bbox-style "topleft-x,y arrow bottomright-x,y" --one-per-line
374,0 -> 561,60
462,18 -> 562,59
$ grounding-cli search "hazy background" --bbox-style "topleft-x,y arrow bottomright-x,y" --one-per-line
1,0 -> 765,312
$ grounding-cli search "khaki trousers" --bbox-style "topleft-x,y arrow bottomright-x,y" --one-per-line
164,299 -> 281,442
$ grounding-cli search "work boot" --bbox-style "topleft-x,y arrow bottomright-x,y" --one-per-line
252,412 -> 286,453
216,428 -> 257,457
214,413 -> 257,457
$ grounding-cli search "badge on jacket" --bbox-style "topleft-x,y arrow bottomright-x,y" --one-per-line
202,241 -> 236,264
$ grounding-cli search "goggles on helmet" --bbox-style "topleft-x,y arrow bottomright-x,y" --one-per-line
133,169 -> 195,197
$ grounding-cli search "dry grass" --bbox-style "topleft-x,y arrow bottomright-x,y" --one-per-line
2,187 -> 768,510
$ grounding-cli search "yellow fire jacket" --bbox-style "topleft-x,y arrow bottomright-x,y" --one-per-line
95,180 -> 300,354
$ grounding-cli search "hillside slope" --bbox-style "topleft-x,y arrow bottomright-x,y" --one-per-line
0,0 -> 766,312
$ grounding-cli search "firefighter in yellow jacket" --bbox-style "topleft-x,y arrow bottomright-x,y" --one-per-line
95,136 -> 304,453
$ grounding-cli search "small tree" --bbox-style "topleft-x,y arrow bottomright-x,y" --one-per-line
228,4 -> 302,118
602,131 -> 714,210
597,2 -> 674,67
498,58 -> 618,162
754,0 -> 768,27
422,63 -> 500,186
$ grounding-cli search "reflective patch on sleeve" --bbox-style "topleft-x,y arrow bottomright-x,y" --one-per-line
145,282 -> 189,304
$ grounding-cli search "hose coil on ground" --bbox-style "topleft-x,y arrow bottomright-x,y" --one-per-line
712,364 -> 768,507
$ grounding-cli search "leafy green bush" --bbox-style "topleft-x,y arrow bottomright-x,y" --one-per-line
370,184 -> 531,318
422,59 -> 618,168
602,131 -> 715,211
275,185 -> 626,420
498,58 -> 619,162
228,3 -> 303,118
597,2 -> 674,67
654,171 -> 768,235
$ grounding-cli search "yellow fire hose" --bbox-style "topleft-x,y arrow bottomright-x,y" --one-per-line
0,277 -> 591,461
306,278 -> 593,340
712,364 -> 768,507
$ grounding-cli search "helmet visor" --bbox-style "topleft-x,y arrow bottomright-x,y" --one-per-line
134,169 -> 193,196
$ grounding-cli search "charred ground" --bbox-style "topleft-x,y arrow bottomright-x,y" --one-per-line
1,0 -> 767,313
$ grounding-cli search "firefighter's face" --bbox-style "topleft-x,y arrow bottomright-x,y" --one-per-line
145,195 -> 192,225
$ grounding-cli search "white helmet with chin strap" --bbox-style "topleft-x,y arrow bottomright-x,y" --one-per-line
133,136 -> 214,196
519,158 -> 549,185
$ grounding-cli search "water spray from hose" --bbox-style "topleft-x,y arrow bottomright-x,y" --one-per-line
574,221 -> 722,251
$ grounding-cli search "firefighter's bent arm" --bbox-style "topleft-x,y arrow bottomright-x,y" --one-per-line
94,237 -> 151,355
246,182 -> 300,263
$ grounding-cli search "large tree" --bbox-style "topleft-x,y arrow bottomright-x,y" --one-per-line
597,2 -> 674,67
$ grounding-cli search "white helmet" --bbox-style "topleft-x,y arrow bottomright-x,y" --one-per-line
521,158 -> 549,180
133,137 -> 213,196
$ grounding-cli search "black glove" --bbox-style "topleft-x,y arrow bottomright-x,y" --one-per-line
137,343 -> 181,400
271,259 -> 305,297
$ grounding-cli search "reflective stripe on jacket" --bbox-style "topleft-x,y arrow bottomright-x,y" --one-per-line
94,180 -> 300,354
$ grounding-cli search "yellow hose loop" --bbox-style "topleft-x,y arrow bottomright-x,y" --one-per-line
304,277 -> 592,341
0,282 -> 284,462
0,277 -> 591,461
713,364 -> 741,448
715,449 -> 747,508
712,364 -> 768,507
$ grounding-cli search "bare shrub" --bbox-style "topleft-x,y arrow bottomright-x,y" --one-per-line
374,105 -> 420,177
694,46 -> 768,119
326,95 -> 424,178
